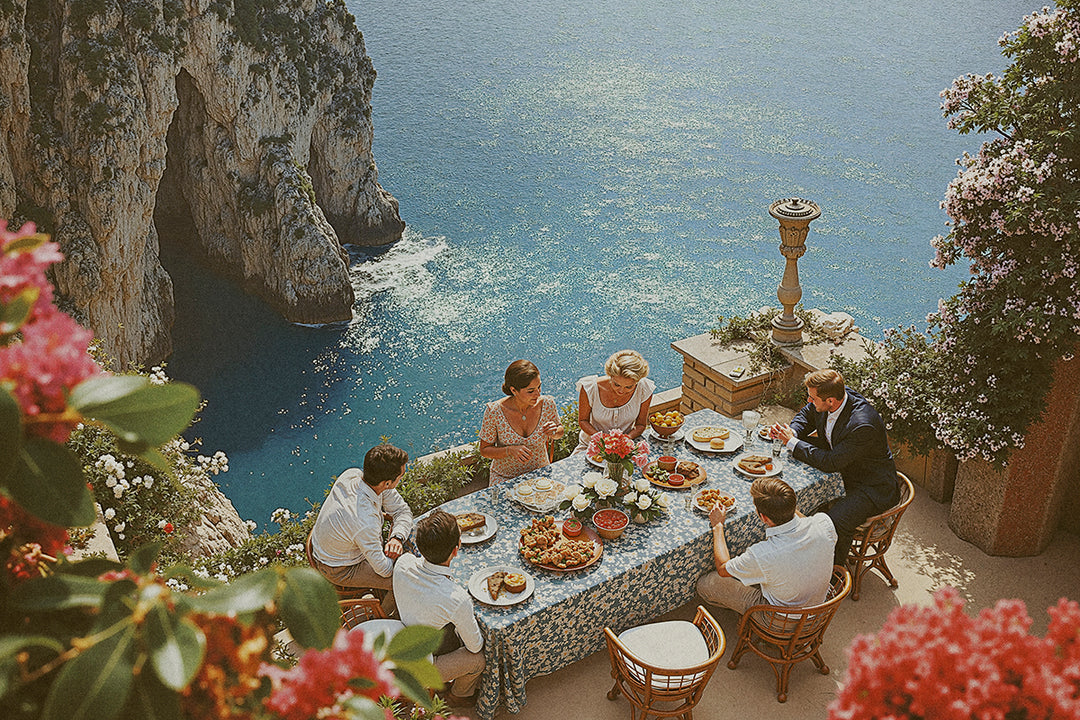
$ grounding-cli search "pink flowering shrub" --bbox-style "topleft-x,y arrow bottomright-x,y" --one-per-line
0,221 -> 101,443
828,588 -> 1080,719
261,628 -> 397,720
832,2 -> 1079,464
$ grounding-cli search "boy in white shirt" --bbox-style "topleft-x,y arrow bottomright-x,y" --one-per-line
393,510 -> 485,707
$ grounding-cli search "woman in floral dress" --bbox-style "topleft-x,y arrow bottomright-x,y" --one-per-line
479,360 -> 565,485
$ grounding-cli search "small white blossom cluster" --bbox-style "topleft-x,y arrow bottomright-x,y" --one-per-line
198,450 -> 229,475
271,508 -> 293,525
165,578 -> 189,592
148,366 -> 169,386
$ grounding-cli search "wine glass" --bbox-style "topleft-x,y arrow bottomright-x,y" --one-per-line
741,410 -> 761,442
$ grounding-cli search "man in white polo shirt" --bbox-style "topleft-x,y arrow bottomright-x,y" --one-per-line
393,509 -> 485,707
696,476 -> 836,613
308,444 -> 413,615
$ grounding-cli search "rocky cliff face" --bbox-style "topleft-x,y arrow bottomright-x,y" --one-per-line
0,0 -> 403,365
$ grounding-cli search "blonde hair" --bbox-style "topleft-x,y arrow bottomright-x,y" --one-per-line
604,350 -> 649,382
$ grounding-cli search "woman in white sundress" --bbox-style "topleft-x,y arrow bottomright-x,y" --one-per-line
573,350 -> 654,454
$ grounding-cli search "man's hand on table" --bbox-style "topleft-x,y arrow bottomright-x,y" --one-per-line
384,537 -> 404,559
770,423 -> 796,443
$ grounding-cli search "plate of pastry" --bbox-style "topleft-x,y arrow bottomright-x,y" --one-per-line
733,453 -> 782,478
468,566 -> 535,606
510,477 -> 565,512
455,512 -> 497,544
685,425 -> 743,454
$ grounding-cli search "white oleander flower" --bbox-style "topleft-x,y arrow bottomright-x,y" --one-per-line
657,493 -> 670,509
572,494 -> 590,512
636,495 -> 653,510
561,484 -> 582,500
634,478 -> 650,493
595,478 -> 618,499
114,522 -> 126,532
104,508 -> 116,520
582,471 -> 602,489
623,491 -> 638,505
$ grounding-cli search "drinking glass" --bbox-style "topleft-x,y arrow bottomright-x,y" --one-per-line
741,410 -> 761,442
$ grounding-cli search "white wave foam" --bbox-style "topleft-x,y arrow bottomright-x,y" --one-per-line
349,228 -> 449,302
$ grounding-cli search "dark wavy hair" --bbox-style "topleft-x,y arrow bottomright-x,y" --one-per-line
501,359 -> 540,396
362,444 -> 409,487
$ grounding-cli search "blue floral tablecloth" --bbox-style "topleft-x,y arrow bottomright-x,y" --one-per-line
432,409 -> 843,720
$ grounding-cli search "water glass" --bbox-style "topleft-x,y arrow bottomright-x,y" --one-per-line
772,437 -> 782,458
742,410 -> 761,441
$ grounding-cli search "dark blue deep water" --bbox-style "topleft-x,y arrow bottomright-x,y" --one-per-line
165,0 -> 1033,525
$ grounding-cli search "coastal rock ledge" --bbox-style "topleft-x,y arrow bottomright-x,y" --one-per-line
0,0 -> 404,365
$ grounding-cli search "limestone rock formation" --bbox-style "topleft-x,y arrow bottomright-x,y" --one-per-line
177,470 -> 253,560
0,0 -> 403,365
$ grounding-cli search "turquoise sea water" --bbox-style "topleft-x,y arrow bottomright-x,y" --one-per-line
164,0 -> 1032,525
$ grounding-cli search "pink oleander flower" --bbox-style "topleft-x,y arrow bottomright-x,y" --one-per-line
828,588 -> 1080,720
0,221 -> 103,443
261,628 -> 397,720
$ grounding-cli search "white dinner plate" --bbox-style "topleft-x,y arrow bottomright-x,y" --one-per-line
732,452 -> 783,478
685,431 -> 743,454
468,566 -> 535,606
509,478 -> 565,513
585,452 -> 604,469
459,513 -> 497,544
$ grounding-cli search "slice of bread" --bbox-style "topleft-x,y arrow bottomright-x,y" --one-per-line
457,513 -> 487,533
486,571 -> 507,600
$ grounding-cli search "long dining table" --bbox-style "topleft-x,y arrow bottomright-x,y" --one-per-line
429,408 -> 844,720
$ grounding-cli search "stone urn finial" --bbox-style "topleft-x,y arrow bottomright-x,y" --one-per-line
768,198 -> 821,345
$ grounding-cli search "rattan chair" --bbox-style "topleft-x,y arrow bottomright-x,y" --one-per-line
727,566 -> 851,702
339,597 -> 387,629
847,472 -> 914,601
305,533 -> 388,602
605,605 -> 726,720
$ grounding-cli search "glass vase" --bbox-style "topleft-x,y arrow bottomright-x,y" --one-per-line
605,460 -> 630,494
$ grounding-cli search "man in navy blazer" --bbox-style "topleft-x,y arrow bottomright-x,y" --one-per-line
772,369 -> 900,566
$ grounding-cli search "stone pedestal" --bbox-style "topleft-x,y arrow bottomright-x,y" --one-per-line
948,354 -> 1080,556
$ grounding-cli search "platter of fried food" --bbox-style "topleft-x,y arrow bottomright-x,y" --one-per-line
468,566 -> 535,606
733,453 -> 782,478
693,488 -> 738,514
518,515 -> 602,572
455,512 -> 497,544
685,425 -> 743,454
643,459 -> 707,488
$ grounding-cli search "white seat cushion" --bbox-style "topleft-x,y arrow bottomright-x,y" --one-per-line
353,618 -> 406,651
617,620 -> 710,670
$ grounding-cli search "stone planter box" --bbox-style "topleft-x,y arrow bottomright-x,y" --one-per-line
947,354 -> 1080,556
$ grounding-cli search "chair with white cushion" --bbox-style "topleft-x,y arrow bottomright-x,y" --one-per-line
604,605 -> 726,720
353,618 -> 407,651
